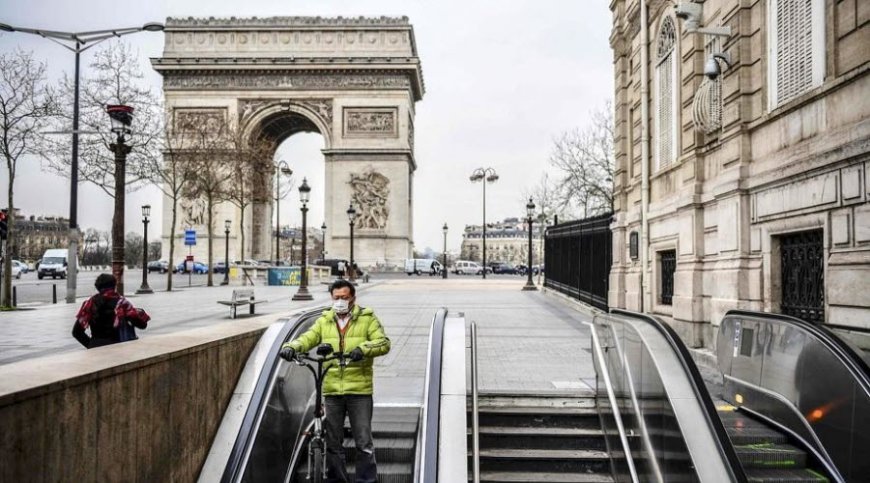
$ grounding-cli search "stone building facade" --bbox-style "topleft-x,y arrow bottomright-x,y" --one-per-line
5,209 -> 81,262
608,0 -> 869,347
461,218 -> 544,266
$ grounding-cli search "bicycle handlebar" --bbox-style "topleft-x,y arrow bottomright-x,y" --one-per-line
293,351 -> 357,367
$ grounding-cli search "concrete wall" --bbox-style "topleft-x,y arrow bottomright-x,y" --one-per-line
0,317 -> 280,482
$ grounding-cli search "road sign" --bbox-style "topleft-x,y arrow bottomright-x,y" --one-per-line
184,230 -> 196,246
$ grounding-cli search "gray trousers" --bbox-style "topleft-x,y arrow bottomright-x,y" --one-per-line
324,395 -> 377,483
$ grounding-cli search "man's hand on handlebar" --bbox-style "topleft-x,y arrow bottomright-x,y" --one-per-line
349,347 -> 364,362
279,346 -> 296,362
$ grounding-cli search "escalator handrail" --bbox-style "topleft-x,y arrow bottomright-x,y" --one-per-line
220,308 -> 327,483
609,309 -> 748,483
415,308 -> 448,483
723,309 -> 870,395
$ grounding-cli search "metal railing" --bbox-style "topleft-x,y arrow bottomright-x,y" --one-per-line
414,308 -> 448,483
469,321 -> 480,483
544,212 -> 612,310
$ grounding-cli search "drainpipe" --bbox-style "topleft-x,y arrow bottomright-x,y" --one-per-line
639,0 -> 651,312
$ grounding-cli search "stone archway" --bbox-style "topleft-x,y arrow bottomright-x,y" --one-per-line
153,16 -> 425,269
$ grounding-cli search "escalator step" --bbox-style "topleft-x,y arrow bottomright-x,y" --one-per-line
475,471 -> 615,482
342,436 -> 415,463
745,468 -> 830,482
726,426 -> 788,445
344,462 -> 413,483
735,443 -> 807,469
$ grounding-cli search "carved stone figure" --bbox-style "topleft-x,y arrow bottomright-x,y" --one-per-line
181,197 -> 208,228
349,170 -> 390,230
346,109 -> 396,134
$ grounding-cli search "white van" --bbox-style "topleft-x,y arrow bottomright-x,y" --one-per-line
38,248 -> 68,280
404,258 -> 439,275
452,260 -> 484,275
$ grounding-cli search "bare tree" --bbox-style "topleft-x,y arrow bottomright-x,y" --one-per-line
521,172 -> 571,223
549,102 -> 615,219
0,49 -> 58,307
42,40 -> 161,197
184,114 -> 234,287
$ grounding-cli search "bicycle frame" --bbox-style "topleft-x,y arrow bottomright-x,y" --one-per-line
290,347 -> 348,482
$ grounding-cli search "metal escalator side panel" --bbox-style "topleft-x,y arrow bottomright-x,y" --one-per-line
596,309 -> 747,483
718,310 -> 870,482
415,308 -> 448,483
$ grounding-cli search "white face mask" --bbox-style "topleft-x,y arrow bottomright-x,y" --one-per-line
332,299 -> 350,315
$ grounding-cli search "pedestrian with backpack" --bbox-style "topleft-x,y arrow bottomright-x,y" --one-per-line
72,273 -> 150,349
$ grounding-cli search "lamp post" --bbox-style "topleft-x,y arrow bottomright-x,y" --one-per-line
320,222 -> 327,261
442,223 -> 448,279
347,204 -> 357,282
523,198 -> 538,291
470,167 -> 499,279
221,219 -> 231,286
293,178 -> 314,301
136,204 -> 153,294
0,21 -> 164,303
274,160 -> 292,265
107,104 -> 134,295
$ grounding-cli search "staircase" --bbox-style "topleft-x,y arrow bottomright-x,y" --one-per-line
468,395 -> 614,483
717,407 -> 830,482
294,406 -> 418,483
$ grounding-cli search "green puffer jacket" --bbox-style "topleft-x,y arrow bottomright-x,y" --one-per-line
282,305 -> 390,395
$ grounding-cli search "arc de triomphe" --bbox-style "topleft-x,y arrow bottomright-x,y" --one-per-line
152,16 -> 424,269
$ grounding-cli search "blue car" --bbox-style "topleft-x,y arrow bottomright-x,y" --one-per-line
176,260 -> 208,274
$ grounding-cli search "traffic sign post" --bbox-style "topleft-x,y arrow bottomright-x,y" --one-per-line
184,231 -> 196,287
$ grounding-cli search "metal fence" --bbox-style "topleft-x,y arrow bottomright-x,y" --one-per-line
544,213 -> 613,311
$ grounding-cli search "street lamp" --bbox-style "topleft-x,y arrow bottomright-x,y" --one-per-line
442,223 -> 448,279
107,104 -> 134,295
347,204 -> 357,282
136,204 -> 153,294
321,222 -> 327,261
523,198 -> 538,291
0,21 -> 164,303
274,160 -> 292,265
470,167 -> 499,279
293,178 -> 314,301
221,219 -> 231,286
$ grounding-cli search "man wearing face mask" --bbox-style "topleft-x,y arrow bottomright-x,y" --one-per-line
279,279 -> 390,483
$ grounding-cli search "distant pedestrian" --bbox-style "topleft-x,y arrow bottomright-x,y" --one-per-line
430,260 -> 437,276
72,274 -> 150,349
337,260 -> 347,279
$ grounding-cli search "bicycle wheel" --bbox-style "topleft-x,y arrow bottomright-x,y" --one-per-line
310,449 -> 324,483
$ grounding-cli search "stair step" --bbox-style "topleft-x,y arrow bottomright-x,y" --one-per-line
745,468 -> 830,482
474,426 -> 605,436
735,443 -> 807,469
474,407 -> 601,430
476,448 -> 610,473
471,426 -> 606,451
476,471 -> 615,482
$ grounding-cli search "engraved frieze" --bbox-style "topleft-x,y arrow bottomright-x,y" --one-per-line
163,72 -> 412,91
344,107 -> 398,137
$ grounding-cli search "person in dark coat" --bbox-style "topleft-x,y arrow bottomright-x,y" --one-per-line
72,274 -> 150,348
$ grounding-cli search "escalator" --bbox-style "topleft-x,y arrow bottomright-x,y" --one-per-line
585,309 -> 870,482
199,308 -> 449,483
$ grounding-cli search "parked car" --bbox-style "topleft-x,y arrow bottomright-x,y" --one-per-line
405,258 -> 439,276
453,260 -> 489,275
11,260 -> 29,274
213,261 -> 228,274
176,260 -> 208,274
147,260 -> 171,273
9,263 -> 22,279
38,249 -> 68,279
489,261 -> 519,274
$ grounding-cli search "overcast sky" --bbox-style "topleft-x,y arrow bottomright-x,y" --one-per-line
0,0 -> 613,253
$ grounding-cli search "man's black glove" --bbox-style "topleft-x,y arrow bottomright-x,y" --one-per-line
279,346 -> 296,362
349,347 -> 364,362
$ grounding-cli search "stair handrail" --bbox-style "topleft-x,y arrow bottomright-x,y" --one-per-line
588,322 -> 640,483
470,321 -> 480,483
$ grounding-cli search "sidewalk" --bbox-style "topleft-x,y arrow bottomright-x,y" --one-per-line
0,281 -> 347,365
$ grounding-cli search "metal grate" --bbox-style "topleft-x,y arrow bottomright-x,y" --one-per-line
656,17 -> 677,170
660,250 -> 676,305
544,213 -> 613,311
772,0 -> 817,106
780,230 -> 825,323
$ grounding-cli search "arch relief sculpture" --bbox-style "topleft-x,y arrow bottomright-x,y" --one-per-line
349,170 -> 390,230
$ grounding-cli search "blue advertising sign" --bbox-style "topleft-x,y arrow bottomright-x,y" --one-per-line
184,230 -> 196,246
268,267 -> 301,286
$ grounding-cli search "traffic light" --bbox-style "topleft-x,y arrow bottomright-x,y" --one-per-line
0,210 -> 6,240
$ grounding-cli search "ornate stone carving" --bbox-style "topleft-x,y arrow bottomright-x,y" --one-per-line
344,107 -> 397,137
174,108 -> 226,131
297,99 -> 334,127
181,197 -> 208,228
166,16 -> 411,27
408,115 -> 414,151
349,170 -> 390,230
163,72 -> 412,91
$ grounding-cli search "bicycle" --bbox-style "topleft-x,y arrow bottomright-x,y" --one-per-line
284,343 -> 348,483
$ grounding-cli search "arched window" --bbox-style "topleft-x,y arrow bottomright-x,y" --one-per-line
655,16 -> 678,170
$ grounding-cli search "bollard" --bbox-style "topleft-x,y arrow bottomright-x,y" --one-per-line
12,286 -> 16,307
52,284 -> 57,304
